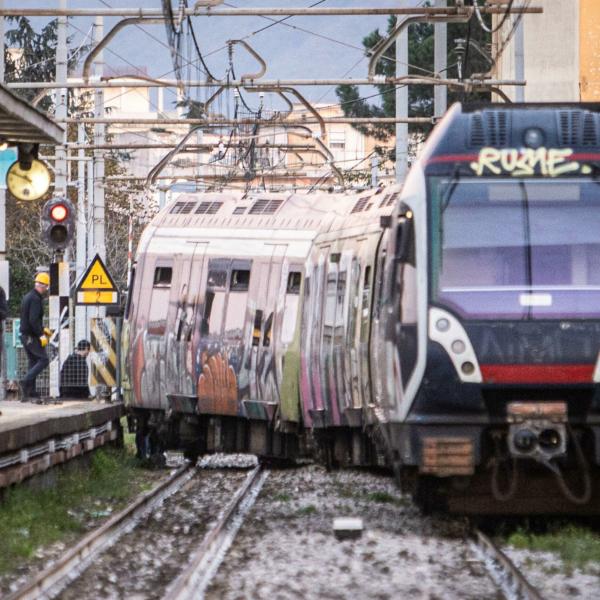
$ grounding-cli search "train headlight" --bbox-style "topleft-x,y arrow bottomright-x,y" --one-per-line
436,318 -> 450,332
524,127 -> 544,149
513,428 -> 537,453
461,361 -> 475,375
451,340 -> 466,354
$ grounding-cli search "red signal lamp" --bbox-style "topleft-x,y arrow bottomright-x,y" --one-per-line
50,203 -> 68,222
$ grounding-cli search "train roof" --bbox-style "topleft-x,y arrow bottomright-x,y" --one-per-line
148,187 -> 400,234
421,102 -> 600,165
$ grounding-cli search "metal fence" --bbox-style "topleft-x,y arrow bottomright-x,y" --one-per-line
1,317 -> 121,400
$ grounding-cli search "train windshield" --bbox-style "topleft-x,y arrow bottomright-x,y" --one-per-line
429,177 -> 600,319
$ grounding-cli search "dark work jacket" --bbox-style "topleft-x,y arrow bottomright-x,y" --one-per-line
0,286 -> 6,334
20,288 -> 45,337
0,286 -> 7,322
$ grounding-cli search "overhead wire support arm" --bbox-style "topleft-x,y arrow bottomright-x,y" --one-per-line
0,6 -> 542,17
368,13 -> 472,79
7,78 -> 528,90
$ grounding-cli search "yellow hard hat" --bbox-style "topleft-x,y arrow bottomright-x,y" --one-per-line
35,272 -> 50,286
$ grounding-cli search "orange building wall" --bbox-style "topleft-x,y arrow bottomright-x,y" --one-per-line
580,0 -> 600,100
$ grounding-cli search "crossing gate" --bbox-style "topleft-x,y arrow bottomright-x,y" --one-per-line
90,318 -> 118,387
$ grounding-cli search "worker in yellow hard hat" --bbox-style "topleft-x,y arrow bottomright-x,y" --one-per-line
18,272 -> 52,401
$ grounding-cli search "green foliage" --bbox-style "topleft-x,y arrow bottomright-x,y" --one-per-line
0,448 -> 147,575
273,492 -> 292,502
2,17 -> 152,309
335,7 -> 493,147
365,491 -> 403,505
507,524 -> 600,570
297,504 -> 317,515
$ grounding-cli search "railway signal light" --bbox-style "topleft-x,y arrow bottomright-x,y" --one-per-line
42,197 -> 74,250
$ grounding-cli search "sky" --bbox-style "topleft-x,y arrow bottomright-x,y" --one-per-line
3,0 -> 425,111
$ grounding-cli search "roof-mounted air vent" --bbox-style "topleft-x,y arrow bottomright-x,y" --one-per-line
351,196 -> 369,213
558,110 -> 582,146
249,198 -> 284,215
195,201 -> 222,215
469,114 -> 486,147
170,201 -> 196,215
485,111 -> 509,146
582,112 -> 598,146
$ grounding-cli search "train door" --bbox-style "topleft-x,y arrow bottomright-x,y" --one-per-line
321,251 -> 341,425
345,255 -> 362,410
333,252 -> 352,421
171,243 -> 207,399
144,259 -> 173,409
255,244 -> 287,407
278,264 -> 303,424
196,257 -> 241,416
300,257 -> 317,425
370,234 -> 390,408
358,262 -> 374,408
309,250 -> 328,424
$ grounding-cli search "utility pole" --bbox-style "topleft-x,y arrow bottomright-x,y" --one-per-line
75,123 -> 87,342
514,13 -> 525,102
92,17 -> 106,264
48,0 -> 70,399
434,0 -> 448,118
395,15 -> 408,183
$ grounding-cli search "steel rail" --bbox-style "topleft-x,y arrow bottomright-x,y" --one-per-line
0,7 -> 542,17
6,463 -> 194,600
5,78 -> 527,89
164,464 -> 267,600
471,528 -> 544,600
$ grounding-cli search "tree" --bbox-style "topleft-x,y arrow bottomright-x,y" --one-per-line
336,8 -> 492,165
3,17 -> 151,313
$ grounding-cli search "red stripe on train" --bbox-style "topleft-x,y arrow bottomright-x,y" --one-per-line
480,364 -> 595,384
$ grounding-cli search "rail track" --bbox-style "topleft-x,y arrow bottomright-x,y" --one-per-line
165,464 -> 268,600
6,461 -> 266,600
471,527 -> 544,600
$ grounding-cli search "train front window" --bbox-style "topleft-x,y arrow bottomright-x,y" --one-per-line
429,177 -> 600,319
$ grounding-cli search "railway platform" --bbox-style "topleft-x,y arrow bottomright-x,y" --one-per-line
0,399 -> 123,490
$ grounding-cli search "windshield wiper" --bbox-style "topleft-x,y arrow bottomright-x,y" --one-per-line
519,180 -> 533,320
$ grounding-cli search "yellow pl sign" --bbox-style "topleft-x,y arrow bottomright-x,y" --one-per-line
76,254 -> 119,305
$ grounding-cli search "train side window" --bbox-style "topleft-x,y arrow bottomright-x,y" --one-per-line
286,271 -> 302,294
207,269 -> 227,289
362,265 -> 372,310
149,265 -> 172,335
252,310 -> 263,346
263,312 -> 274,347
230,269 -> 250,291
374,251 -> 387,320
153,266 -> 172,286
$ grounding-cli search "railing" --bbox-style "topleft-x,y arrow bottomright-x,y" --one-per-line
1,317 -> 122,400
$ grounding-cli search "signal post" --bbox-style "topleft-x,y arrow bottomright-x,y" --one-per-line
42,197 -> 74,398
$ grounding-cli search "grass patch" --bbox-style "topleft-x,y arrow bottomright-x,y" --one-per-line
273,493 -> 292,502
507,524 -> 600,570
0,443 -> 152,575
297,505 -> 317,515
365,491 -> 403,505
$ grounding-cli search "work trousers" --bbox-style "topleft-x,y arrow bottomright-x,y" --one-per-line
20,334 -> 49,393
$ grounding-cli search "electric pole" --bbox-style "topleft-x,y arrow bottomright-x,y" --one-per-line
395,16 -> 408,183
434,0 -> 448,117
